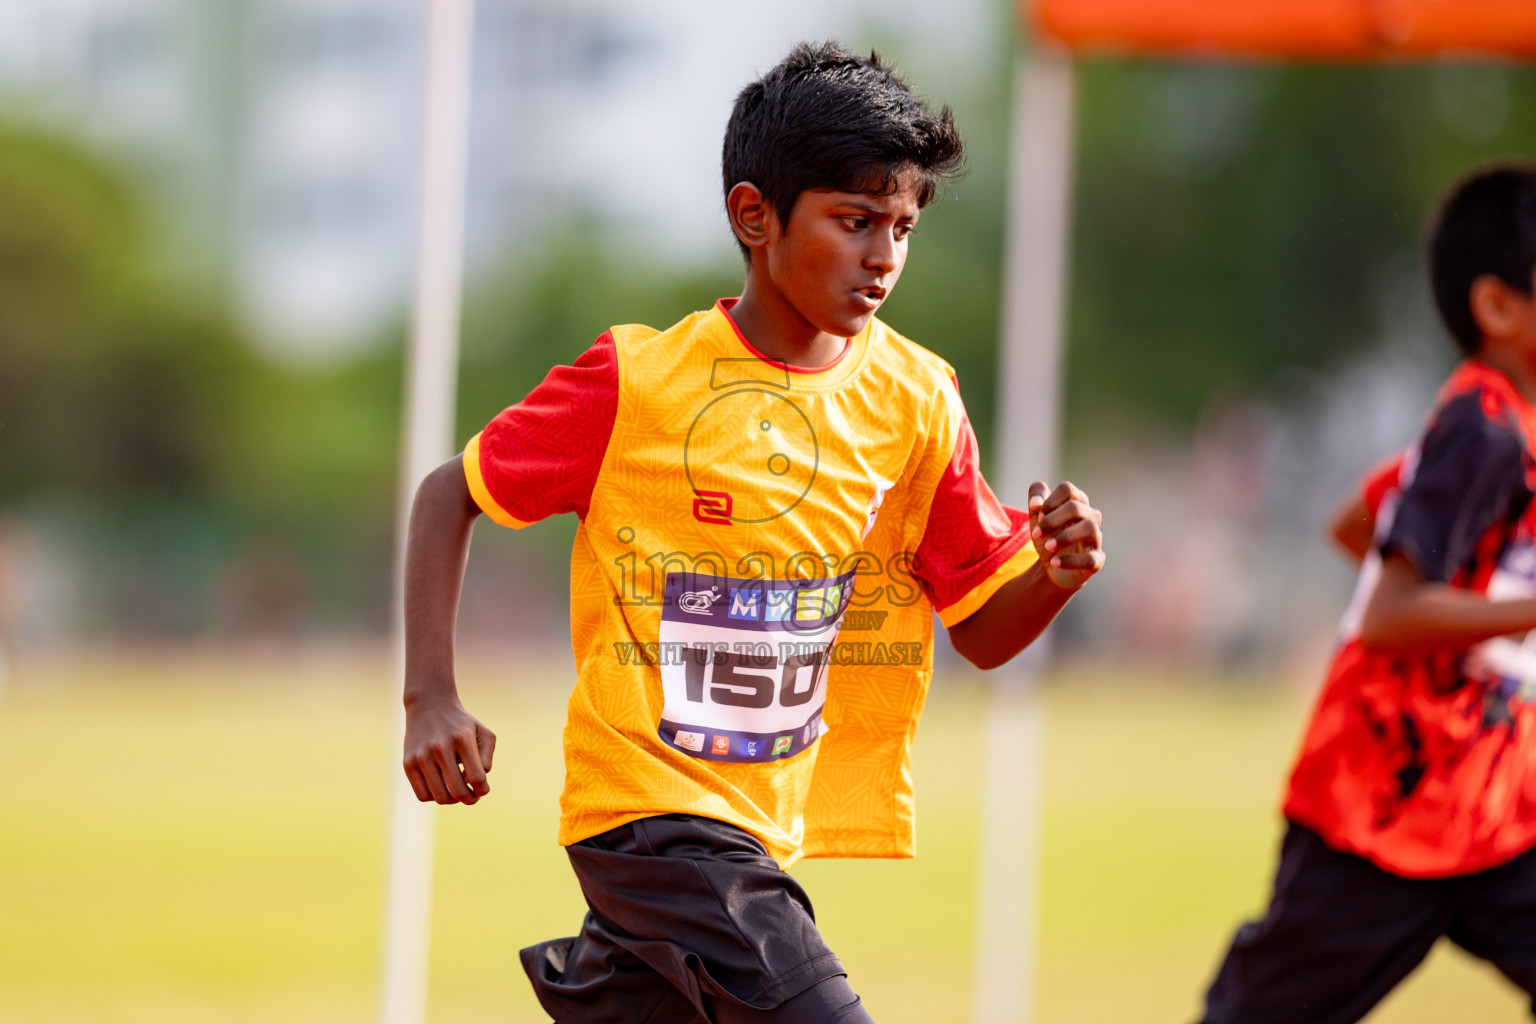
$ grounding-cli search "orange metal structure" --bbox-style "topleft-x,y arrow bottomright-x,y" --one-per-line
1030,0 -> 1536,59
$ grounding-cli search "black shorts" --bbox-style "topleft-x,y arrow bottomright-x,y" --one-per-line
521,814 -> 874,1024
1200,821 -> 1536,1024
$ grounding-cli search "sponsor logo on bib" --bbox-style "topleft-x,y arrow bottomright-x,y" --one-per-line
657,570 -> 851,763
678,587 -> 722,614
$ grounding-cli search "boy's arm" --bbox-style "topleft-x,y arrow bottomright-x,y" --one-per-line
401,332 -> 615,803
948,481 -> 1104,670
1356,401 -> 1536,652
1328,489 -> 1375,563
401,454 -> 497,806
1360,550 -> 1536,651
1330,451 -> 1407,562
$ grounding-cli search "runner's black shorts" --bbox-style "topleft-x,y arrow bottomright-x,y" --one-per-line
521,813 -> 875,1024
1200,821 -> 1536,1024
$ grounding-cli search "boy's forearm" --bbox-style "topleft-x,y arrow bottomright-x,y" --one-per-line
403,455 -> 482,706
947,562 -> 1076,670
1361,554 -> 1536,651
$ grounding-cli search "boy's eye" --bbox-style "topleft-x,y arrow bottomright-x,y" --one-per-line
843,216 -> 869,230
894,224 -> 915,240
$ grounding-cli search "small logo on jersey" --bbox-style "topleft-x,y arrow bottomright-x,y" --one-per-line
772,735 -> 792,755
728,588 -> 762,620
802,722 -> 816,744
693,490 -> 734,526
711,735 -> 731,756
674,730 -> 705,752
741,739 -> 762,757
795,584 -> 842,621
677,587 -> 721,614
765,591 -> 794,622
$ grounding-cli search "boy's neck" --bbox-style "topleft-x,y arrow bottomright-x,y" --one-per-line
1475,346 -> 1536,407
729,278 -> 851,368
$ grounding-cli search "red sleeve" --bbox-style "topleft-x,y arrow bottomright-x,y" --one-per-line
913,405 -> 1039,627
462,331 -> 618,527
1360,450 -> 1406,518
1382,397 -> 1530,584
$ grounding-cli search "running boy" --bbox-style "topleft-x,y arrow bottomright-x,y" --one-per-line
1199,164 -> 1536,1024
400,42 -> 1104,1024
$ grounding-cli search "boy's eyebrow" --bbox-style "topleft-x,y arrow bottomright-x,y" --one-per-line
830,199 -> 919,219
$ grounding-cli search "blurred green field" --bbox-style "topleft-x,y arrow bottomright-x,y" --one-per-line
0,650 -> 1529,1024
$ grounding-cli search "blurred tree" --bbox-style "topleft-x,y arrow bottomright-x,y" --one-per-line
457,225 -> 740,437
10,55 -> 1536,642
0,127 -> 252,498
0,126 -> 404,636
1067,61 -> 1536,436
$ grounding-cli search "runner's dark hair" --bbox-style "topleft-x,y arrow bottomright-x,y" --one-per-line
1427,162 -> 1536,354
722,41 -> 965,256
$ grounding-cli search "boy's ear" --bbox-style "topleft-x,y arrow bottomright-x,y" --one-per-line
727,181 -> 773,251
1470,273 -> 1529,342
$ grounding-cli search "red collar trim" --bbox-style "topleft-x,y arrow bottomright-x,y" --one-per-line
1442,359 -> 1536,445
715,297 -> 853,374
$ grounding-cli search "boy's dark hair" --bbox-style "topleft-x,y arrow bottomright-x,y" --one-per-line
722,42 -> 965,254
1427,163 -> 1536,355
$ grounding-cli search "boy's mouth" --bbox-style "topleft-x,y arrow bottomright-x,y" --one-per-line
854,285 -> 886,307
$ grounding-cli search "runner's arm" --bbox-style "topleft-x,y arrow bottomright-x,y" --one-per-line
1328,489 -> 1374,563
948,481 -> 1104,670
1331,451 -> 1407,562
401,455 -> 497,805
1360,550 -> 1536,651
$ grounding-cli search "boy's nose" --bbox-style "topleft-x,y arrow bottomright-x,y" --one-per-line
864,231 -> 900,273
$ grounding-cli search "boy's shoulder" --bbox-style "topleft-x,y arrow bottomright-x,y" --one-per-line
865,317 -> 958,388
601,305 -> 720,359
1424,360 -> 1536,459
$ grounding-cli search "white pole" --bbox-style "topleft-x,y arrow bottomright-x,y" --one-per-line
381,3 -> 476,1024
973,45 -> 1076,1024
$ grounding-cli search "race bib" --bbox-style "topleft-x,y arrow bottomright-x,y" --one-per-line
657,570 -> 851,763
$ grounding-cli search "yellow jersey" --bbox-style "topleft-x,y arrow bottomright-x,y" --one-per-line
464,299 -> 1036,865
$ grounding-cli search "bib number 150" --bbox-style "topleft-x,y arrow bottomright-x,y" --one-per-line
683,646 -> 826,709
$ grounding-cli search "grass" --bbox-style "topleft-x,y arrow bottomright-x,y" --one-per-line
0,649 -> 1528,1023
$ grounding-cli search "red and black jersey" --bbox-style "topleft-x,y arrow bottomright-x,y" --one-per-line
1285,360 -> 1536,877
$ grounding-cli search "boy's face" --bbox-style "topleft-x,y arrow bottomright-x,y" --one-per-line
761,175 -> 921,339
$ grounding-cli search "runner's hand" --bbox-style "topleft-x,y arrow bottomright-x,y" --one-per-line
403,694 -> 496,805
1028,481 -> 1105,591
